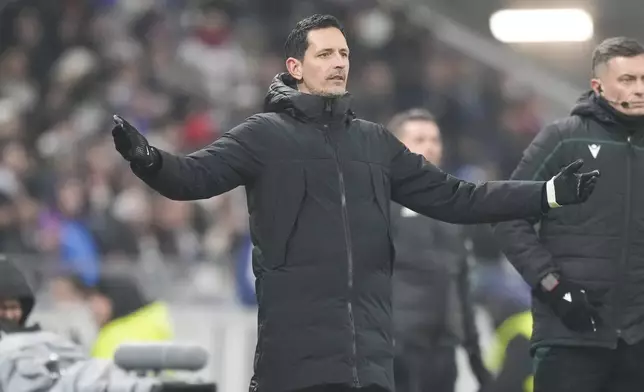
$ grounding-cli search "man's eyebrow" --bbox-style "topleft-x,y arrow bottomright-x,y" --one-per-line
316,48 -> 350,54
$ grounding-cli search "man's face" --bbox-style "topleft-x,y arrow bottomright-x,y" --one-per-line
592,54 -> 644,115
288,27 -> 350,97
88,293 -> 112,327
0,299 -> 22,323
398,120 -> 443,166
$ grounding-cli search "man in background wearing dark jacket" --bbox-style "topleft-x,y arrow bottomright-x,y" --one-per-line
110,14 -> 599,392
493,36 -> 644,392
388,109 -> 491,392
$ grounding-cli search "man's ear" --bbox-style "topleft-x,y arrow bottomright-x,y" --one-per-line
286,57 -> 303,81
590,78 -> 602,95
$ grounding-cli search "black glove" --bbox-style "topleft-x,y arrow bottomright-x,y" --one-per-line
537,273 -> 602,332
468,351 -> 493,388
544,159 -> 600,209
111,115 -> 160,169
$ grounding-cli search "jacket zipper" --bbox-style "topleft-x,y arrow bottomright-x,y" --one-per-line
616,134 -> 633,341
323,100 -> 360,387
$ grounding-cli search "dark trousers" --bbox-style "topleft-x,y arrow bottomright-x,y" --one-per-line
534,339 -> 644,392
394,345 -> 457,392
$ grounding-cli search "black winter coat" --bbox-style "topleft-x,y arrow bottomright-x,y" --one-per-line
494,91 -> 644,350
390,204 -> 479,353
133,73 -> 546,392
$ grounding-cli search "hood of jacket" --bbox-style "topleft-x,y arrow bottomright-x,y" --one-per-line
93,275 -> 151,322
0,256 -> 35,326
263,72 -> 354,123
571,90 -> 644,132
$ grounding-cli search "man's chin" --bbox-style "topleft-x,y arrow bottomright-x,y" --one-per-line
0,318 -> 22,332
321,89 -> 347,98
307,85 -> 347,98
623,106 -> 644,116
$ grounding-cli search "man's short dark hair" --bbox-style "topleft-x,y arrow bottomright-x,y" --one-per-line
284,14 -> 345,60
387,108 -> 437,136
592,37 -> 644,76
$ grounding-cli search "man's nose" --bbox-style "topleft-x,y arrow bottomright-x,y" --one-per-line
332,61 -> 346,70
635,79 -> 644,96
331,54 -> 347,68
7,309 -> 20,320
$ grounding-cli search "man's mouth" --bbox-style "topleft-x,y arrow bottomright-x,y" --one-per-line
328,75 -> 345,81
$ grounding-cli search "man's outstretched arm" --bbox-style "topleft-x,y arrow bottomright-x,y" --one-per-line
111,115 -> 267,201
386,125 -> 598,225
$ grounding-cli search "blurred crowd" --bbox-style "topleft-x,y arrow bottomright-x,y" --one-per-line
0,0 -> 544,295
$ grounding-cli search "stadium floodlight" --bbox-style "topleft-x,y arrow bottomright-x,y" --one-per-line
489,8 -> 593,43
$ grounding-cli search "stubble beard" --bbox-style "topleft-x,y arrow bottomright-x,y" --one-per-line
303,80 -> 346,98
310,87 -> 346,99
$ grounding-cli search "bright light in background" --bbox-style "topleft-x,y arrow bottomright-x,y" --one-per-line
489,8 -> 594,43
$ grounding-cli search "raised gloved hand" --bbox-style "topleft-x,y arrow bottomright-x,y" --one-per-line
111,115 -> 160,169
537,273 -> 602,332
544,159 -> 599,209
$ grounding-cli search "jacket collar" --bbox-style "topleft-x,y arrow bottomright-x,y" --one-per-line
263,73 -> 354,123
571,90 -> 644,133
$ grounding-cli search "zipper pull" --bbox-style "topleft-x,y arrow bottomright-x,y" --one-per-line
324,99 -> 333,117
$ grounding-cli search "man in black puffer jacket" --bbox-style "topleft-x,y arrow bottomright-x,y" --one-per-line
388,109 -> 490,392
493,36 -> 644,392
110,14 -> 598,392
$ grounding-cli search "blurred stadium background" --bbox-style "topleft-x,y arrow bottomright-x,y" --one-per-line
0,0 -> 642,391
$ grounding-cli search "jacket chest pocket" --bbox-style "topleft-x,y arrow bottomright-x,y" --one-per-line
257,164 -> 307,270
575,141 -> 628,227
546,140 -> 626,227
369,164 -> 396,271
